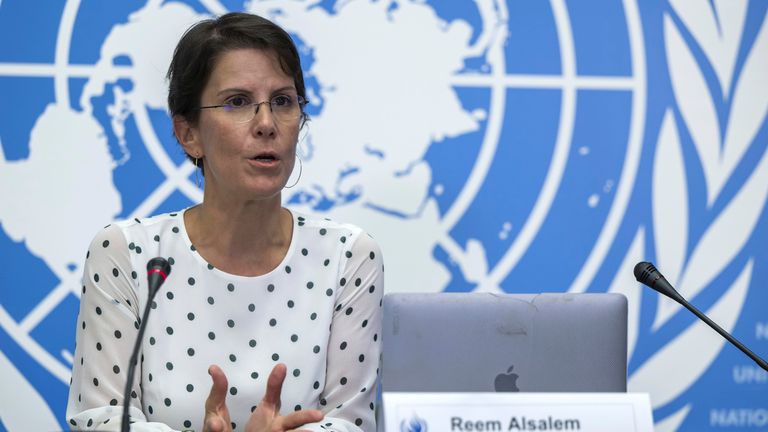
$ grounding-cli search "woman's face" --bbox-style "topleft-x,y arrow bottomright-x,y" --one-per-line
181,48 -> 301,202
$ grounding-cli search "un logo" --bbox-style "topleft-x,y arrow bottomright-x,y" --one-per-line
400,414 -> 428,432
0,1 -> 766,431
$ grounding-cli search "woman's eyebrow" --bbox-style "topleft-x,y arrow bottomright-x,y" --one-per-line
271,86 -> 297,95
216,87 -> 251,97
215,86 -> 296,97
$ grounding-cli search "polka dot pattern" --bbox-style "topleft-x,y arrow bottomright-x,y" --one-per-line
67,210 -> 384,432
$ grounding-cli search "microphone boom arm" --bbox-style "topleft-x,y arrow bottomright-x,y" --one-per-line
634,261 -> 768,372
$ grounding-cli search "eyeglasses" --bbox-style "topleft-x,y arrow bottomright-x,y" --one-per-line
198,95 -> 308,124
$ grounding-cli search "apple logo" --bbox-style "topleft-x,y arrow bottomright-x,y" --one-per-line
494,365 -> 520,392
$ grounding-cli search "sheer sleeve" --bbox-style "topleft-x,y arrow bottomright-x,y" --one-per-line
302,231 -> 384,432
66,225 -> 178,432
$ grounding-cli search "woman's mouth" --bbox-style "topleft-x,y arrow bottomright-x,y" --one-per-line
253,155 -> 276,161
248,152 -> 280,167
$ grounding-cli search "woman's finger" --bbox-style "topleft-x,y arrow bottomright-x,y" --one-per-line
279,409 -> 324,431
205,364 -> 229,412
261,363 -> 287,408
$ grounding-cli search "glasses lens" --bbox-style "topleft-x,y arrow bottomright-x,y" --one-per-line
229,104 -> 255,123
272,96 -> 302,122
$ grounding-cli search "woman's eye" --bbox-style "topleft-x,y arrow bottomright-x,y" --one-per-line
227,96 -> 249,108
272,95 -> 293,107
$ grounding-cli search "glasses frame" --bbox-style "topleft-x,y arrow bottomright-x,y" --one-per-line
198,95 -> 309,124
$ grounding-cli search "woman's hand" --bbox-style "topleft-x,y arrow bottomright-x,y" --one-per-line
203,365 -> 233,432
203,364 -> 324,432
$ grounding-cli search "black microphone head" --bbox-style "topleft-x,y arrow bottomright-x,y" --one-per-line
633,261 -> 658,285
146,257 -> 171,298
633,261 -> 684,303
147,257 -> 171,278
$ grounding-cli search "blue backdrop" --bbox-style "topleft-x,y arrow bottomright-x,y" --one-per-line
0,0 -> 766,430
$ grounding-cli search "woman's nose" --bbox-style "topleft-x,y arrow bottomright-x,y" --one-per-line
251,102 -> 276,136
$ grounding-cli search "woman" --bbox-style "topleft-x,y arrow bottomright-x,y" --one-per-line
66,12 -> 384,432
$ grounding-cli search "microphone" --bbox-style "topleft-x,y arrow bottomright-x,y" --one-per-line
634,261 -> 768,372
121,258 -> 172,432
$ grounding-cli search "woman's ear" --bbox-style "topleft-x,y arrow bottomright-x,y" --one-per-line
173,115 -> 202,157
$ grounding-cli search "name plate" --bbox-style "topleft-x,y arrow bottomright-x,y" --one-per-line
383,393 -> 653,432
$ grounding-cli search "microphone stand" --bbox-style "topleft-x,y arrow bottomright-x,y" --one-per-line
121,258 -> 171,432
634,261 -> 768,372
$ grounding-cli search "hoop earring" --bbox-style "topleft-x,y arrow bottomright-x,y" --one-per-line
194,157 -> 202,188
284,155 -> 302,189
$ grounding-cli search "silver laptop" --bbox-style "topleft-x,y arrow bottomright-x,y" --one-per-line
381,293 -> 627,393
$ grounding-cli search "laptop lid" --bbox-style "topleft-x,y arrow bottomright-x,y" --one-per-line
381,293 -> 627,393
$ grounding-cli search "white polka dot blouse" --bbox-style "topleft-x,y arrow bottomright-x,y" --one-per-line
66,209 -> 384,432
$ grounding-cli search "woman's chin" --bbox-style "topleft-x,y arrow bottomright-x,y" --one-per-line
246,181 -> 288,200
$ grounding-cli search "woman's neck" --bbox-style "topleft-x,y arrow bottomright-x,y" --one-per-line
184,194 -> 293,276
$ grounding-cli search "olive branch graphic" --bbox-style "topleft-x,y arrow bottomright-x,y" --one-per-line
608,2 -> 768,430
